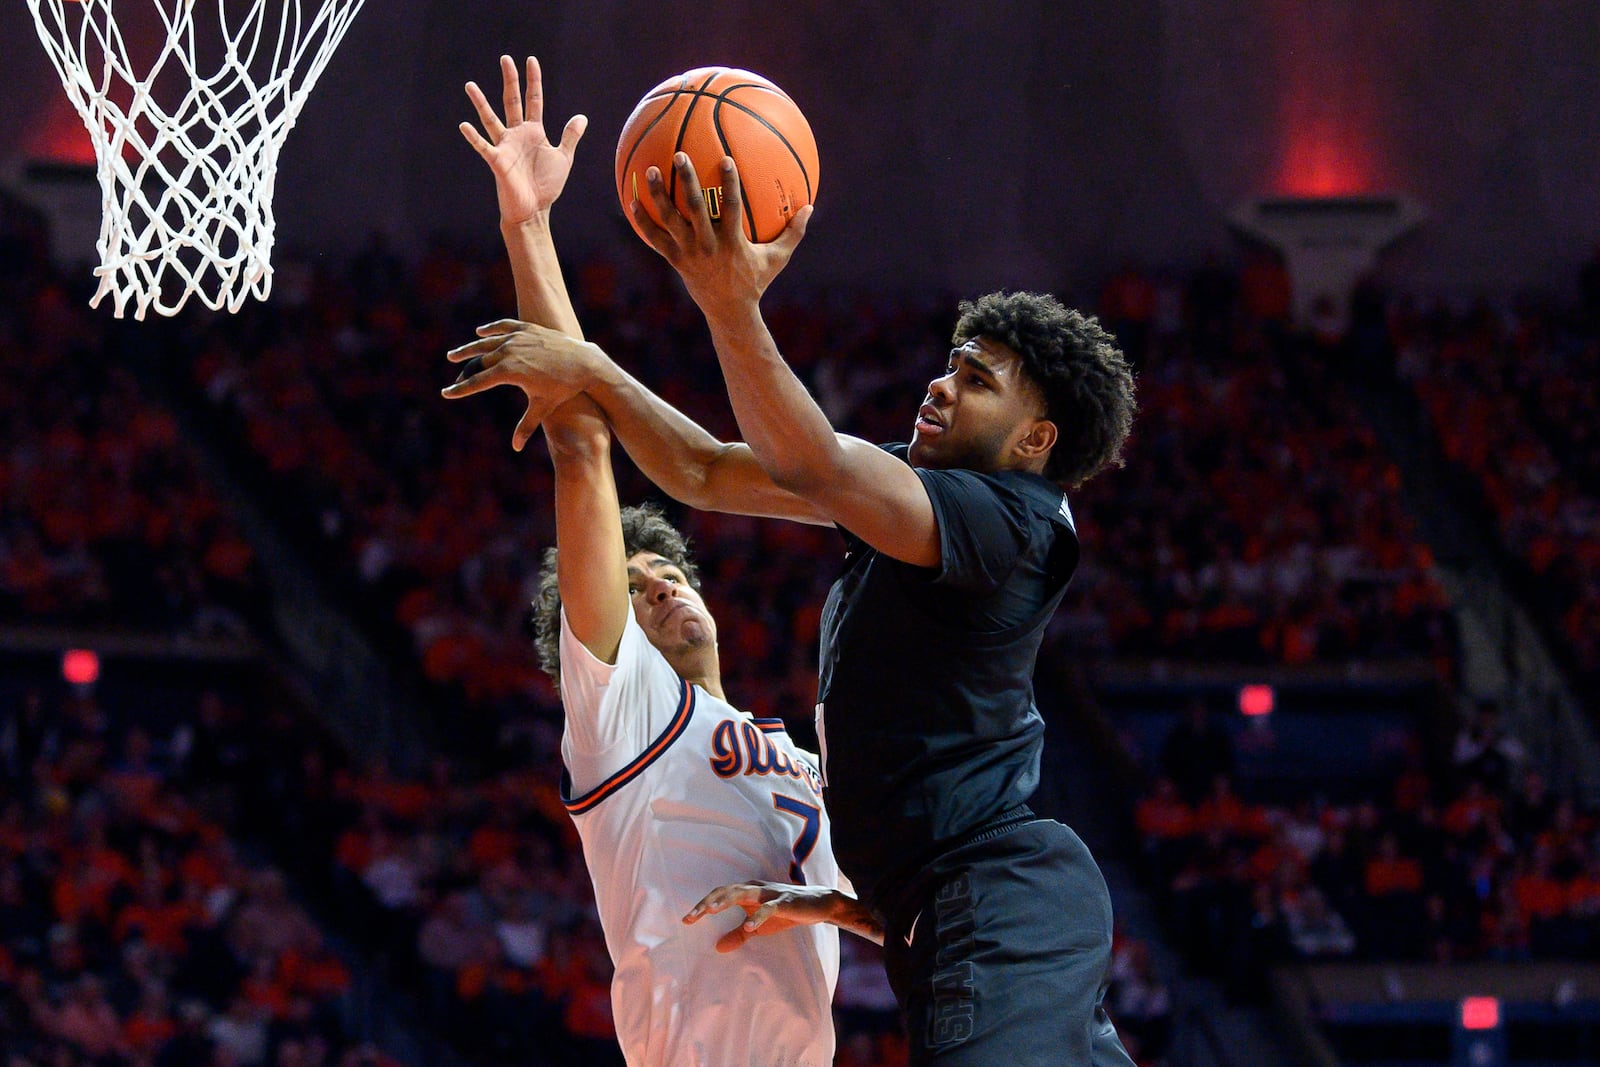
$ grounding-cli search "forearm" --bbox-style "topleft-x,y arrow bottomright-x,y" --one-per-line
503,213 -> 582,340
701,302 -> 845,494
585,358 -> 823,521
585,361 -> 727,503
827,891 -> 884,946
504,211 -> 597,439
548,415 -> 628,664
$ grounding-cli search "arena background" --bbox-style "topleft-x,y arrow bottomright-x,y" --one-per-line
0,3 -> 1597,1067
3,1 -> 1600,292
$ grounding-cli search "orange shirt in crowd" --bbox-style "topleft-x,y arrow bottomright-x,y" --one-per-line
1512,872 -> 1568,922
467,825 -> 518,871
563,977 -> 616,1041
279,946 -> 351,998
1364,856 -> 1424,897
242,974 -> 294,1020
333,829 -> 373,874
1135,795 -> 1194,841
123,1010 -> 178,1054
113,899 -> 199,955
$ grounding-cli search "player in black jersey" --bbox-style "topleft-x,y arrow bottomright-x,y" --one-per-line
446,154 -> 1137,1064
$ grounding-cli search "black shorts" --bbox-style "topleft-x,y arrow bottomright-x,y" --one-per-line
880,819 -> 1134,1066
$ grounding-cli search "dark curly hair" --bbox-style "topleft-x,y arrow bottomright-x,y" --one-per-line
953,291 -> 1137,488
530,502 -> 702,686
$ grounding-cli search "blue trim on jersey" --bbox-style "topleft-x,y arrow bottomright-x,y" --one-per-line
562,679 -> 696,815
752,718 -> 787,733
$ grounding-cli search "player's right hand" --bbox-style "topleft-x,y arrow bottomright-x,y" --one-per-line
442,319 -> 607,451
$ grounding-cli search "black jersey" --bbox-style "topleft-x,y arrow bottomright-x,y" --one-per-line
816,443 -> 1080,910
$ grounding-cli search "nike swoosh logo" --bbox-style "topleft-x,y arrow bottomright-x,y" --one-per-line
904,908 -> 922,947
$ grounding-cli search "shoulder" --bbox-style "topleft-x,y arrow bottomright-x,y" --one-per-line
919,464 -> 1075,534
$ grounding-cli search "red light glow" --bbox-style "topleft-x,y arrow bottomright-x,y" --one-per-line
1263,6 -> 1388,197
25,97 -> 97,167
1461,996 -> 1500,1031
1276,120 -> 1377,197
62,649 -> 100,687
1238,684 -> 1276,717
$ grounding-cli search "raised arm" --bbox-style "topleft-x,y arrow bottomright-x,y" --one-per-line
632,156 -> 941,567
544,401 -> 629,665
454,55 -> 625,660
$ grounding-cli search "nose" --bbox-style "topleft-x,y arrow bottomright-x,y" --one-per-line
927,370 -> 955,401
644,575 -> 674,602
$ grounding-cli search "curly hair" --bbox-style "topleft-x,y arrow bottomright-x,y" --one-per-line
952,290 -> 1137,488
530,502 -> 702,686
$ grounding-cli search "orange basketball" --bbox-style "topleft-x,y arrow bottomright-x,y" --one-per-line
615,67 -> 819,245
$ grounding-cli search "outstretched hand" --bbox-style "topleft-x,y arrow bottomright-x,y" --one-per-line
683,881 -> 882,951
630,154 -> 812,321
461,55 -> 588,225
441,320 -> 608,451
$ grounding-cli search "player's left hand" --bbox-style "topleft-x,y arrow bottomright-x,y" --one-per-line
630,154 -> 812,323
460,55 -> 588,226
442,319 -> 607,451
684,882 -> 877,952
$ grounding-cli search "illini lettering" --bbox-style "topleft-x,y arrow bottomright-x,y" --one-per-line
708,720 -> 822,797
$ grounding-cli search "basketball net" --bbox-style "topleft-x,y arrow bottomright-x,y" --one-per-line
24,0 -> 367,319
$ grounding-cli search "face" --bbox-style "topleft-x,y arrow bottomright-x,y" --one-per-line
908,337 -> 1052,473
626,551 -> 718,671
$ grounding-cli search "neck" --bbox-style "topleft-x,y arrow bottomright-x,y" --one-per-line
678,657 -> 724,701
688,670 -> 725,702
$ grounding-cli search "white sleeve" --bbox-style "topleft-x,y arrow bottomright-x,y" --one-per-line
558,608 -> 688,795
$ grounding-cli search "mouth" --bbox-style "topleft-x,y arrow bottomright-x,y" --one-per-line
654,600 -> 690,628
915,404 -> 945,436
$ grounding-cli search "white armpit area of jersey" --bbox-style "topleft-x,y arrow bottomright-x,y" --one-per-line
558,608 -> 691,793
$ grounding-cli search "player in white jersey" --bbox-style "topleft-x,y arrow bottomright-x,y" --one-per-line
550,506 -> 840,1066
443,56 -> 862,1066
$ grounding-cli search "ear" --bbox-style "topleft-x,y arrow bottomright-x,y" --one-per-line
1014,417 -> 1057,465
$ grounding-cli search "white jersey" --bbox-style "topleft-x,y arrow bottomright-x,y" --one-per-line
559,611 -> 840,1067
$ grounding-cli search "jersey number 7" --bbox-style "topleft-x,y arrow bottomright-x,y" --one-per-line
773,794 -> 821,884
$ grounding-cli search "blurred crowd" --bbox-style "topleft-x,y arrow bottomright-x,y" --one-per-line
1385,268 -> 1600,702
0,220 -> 264,636
0,679 -> 395,1067
1067,254 -> 1456,671
1133,699 -> 1600,999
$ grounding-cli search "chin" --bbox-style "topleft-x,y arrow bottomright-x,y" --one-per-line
680,621 -> 715,649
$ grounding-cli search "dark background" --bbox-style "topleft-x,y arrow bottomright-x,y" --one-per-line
3,0 -> 1598,296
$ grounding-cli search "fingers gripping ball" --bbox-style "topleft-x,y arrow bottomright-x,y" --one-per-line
616,67 -> 819,244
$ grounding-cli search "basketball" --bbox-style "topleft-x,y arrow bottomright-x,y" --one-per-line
615,67 -> 819,246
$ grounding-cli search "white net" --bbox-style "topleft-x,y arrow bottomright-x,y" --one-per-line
24,0 -> 367,318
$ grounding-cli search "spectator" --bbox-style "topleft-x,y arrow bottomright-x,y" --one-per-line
1107,937 -> 1172,1059
1284,888 -> 1356,958
1452,700 -> 1526,794
53,975 -> 124,1060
